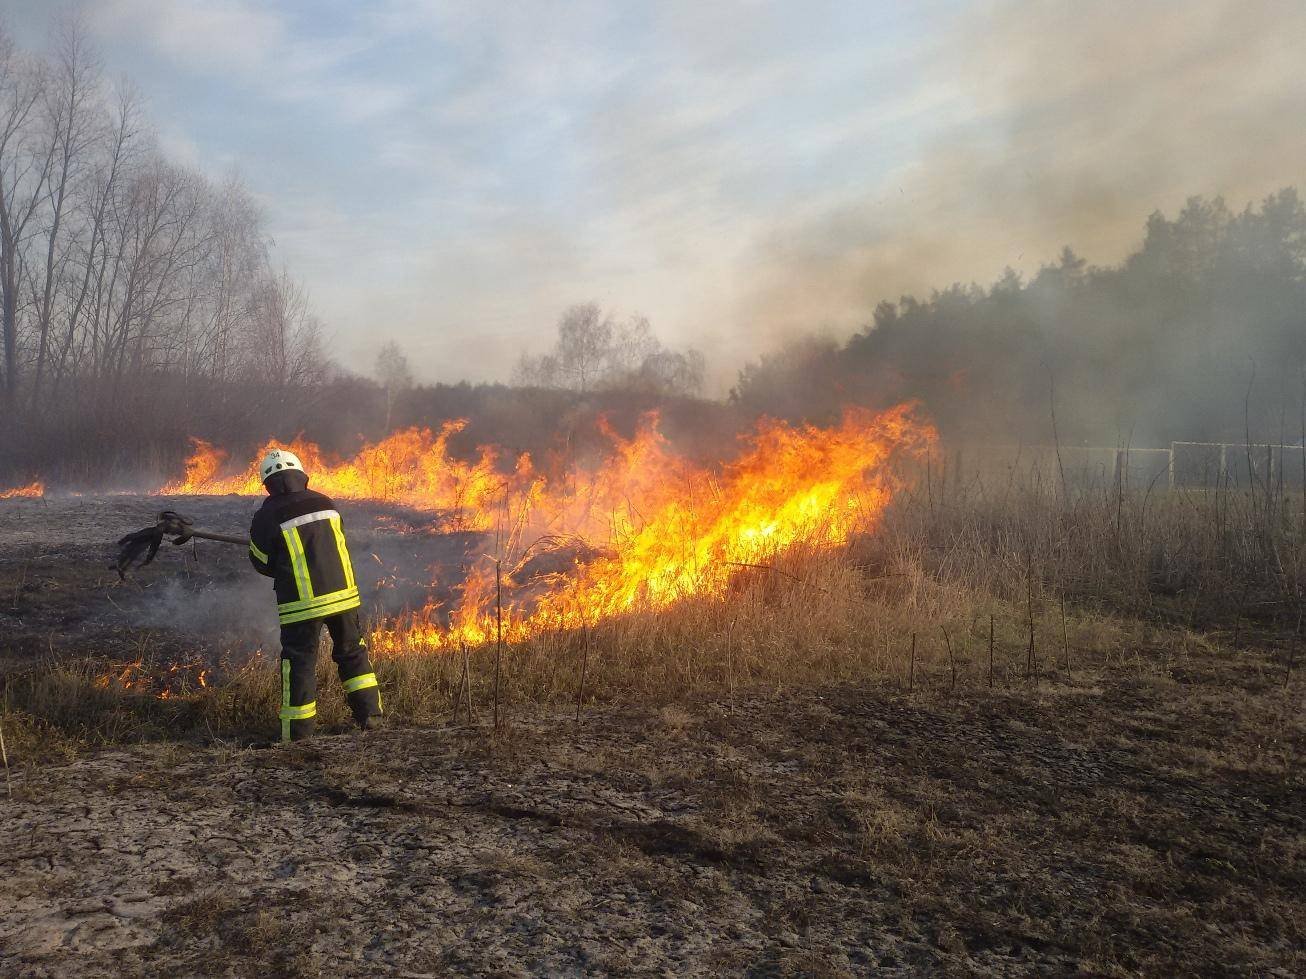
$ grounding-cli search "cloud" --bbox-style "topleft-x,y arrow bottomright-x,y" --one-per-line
152,123 -> 206,169
88,0 -> 413,123
65,1 -> 1306,393
737,0 -> 1306,347
90,0 -> 285,74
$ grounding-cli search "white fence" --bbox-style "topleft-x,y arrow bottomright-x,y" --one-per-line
924,442 -> 1306,493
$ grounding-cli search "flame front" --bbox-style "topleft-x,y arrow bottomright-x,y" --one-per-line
161,421 -> 524,530
158,404 -> 934,657
374,403 -> 934,652
0,481 -> 44,499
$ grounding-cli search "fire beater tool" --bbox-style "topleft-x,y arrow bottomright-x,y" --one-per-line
115,510 -> 248,579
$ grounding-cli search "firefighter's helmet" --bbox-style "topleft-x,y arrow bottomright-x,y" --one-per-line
259,449 -> 305,483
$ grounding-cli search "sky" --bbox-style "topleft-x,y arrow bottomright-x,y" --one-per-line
2,0 -> 1303,391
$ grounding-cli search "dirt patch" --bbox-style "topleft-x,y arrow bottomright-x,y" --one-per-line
1,665 -> 1302,977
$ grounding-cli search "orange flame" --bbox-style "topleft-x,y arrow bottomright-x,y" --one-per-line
0,480 -> 44,499
155,404 -> 934,658
161,423 -> 523,531
94,659 -> 210,699
371,404 -> 934,652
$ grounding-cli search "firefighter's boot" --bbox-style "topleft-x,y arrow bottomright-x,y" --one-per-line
348,687 -> 386,730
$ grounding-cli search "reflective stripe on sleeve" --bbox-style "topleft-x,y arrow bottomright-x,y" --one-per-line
249,541 -> 269,564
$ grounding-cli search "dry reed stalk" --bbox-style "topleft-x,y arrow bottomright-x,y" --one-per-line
0,718 -> 10,799
1049,375 -> 1068,500
493,560 -> 503,732
1232,580 -> 1249,650
726,614 -> 736,713
1288,605 -> 1302,687
942,626 -> 957,692
452,641 -> 474,725
1061,595 -> 1071,679
451,646 -> 466,721
1026,563 -> 1036,682
575,624 -> 590,724
988,613 -> 995,688
909,632 -> 916,691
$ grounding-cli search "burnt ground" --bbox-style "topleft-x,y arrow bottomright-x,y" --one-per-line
0,494 -> 488,681
0,498 -> 1304,976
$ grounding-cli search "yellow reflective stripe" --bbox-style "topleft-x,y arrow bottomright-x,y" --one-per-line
277,593 -> 361,625
343,672 -> 377,693
283,526 -> 313,600
279,602 -> 360,626
330,516 -> 356,591
277,586 -> 359,614
277,587 -> 359,615
278,701 -> 317,720
279,509 -> 338,531
249,541 -> 269,564
281,659 -> 291,742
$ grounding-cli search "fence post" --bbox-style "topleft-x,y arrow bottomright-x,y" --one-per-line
1168,444 -> 1176,489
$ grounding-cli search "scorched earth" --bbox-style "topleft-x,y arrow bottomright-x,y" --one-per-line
0,495 -> 1301,977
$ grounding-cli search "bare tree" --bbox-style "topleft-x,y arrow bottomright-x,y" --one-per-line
376,339 -> 413,431
0,29 -> 49,410
27,17 -> 99,408
515,303 -> 704,397
48,83 -> 140,403
247,270 -> 325,391
554,303 -> 612,393
0,16 -> 344,482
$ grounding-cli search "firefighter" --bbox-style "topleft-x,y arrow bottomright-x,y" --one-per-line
248,448 -> 383,741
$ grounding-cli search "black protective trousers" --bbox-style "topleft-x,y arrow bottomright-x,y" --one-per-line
279,608 -> 382,741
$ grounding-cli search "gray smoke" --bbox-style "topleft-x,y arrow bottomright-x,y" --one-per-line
735,0 -> 1306,351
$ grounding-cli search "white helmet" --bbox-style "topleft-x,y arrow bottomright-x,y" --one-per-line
259,448 -> 305,483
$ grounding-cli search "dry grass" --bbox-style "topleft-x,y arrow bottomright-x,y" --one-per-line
2,476 -> 1302,754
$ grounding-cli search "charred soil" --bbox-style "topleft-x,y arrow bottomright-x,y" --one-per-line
0,497 -> 1303,976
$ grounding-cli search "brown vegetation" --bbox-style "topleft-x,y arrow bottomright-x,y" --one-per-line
0,462 -> 1302,974
2,467 -> 1302,750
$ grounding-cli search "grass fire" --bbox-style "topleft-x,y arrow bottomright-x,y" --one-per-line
1,4 -> 1303,977
0,481 -> 43,499
155,405 -> 933,654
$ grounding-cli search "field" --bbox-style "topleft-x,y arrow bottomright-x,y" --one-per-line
0,491 -> 1303,976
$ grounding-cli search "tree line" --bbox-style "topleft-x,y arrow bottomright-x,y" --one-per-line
732,189 -> 1306,447
0,20 -> 327,477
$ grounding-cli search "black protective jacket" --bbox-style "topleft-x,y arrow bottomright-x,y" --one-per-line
249,478 -> 361,625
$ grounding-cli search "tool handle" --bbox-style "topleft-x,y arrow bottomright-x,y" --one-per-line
188,530 -> 250,546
